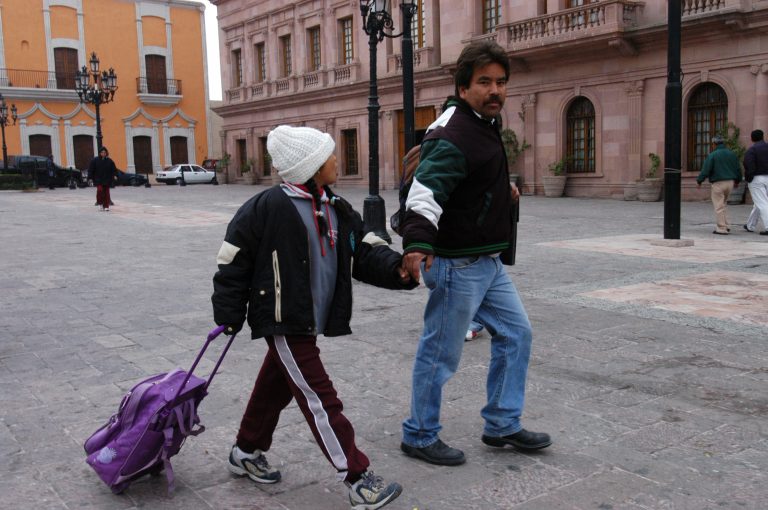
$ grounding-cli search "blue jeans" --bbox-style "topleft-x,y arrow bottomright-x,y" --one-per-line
402,255 -> 532,447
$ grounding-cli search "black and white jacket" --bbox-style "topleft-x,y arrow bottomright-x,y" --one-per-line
212,185 -> 415,340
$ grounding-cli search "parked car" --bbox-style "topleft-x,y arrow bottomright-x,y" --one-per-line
114,169 -> 149,187
201,158 -> 219,171
156,164 -> 218,185
0,155 -> 85,188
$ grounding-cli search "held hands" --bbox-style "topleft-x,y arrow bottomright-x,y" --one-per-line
402,251 -> 433,284
510,182 -> 520,203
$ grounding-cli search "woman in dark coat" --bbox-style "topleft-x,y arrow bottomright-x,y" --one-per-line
88,146 -> 116,211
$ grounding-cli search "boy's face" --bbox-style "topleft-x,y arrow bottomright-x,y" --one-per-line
315,154 -> 338,186
459,62 -> 507,120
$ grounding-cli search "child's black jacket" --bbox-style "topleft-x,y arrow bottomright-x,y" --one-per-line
212,185 -> 416,339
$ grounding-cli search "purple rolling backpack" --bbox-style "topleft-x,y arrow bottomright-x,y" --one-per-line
84,325 -> 235,494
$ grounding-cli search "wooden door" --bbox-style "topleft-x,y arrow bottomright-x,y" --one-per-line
54,48 -> 77,89
145,55 -> 167,94
396,107 -> 436,180
133,136 -> 153,174
170,136 -> 188,165
29,135 -> 52,157
73,135 -> 94,170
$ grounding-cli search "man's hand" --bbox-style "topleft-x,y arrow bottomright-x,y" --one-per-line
510,182 -> 520,203
402,251 -> 433,284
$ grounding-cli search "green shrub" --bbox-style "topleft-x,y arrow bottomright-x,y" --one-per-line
0,173 -> 34,190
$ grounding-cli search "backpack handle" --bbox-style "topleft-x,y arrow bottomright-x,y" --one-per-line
168,325 -> 236,409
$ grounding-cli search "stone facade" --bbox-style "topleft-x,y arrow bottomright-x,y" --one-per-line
0,0 -> 212,175
212,0 -> 768,199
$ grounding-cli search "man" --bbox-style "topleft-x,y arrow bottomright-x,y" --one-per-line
697,135 -> 741,235
88,147 -> 117,211
46,154 -> 55,190
742,129 -> 768,235
399,41 -> 551,467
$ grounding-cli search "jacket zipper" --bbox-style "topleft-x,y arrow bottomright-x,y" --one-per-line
272,250 -> 282,322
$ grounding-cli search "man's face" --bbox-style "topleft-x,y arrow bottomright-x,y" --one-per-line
458,62 -> 507,119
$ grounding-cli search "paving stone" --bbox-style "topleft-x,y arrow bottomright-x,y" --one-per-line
2,186 -> 767,509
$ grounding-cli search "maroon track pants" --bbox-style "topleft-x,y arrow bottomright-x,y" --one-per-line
96,185 -> 111,208
236,335 -> 369,483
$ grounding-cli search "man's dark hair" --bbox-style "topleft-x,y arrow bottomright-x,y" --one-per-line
454,41 -> 510,95
751,129 -> 764,142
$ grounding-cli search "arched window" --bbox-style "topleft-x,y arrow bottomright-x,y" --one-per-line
566,97 -> 595,173
687,83 -> 727,171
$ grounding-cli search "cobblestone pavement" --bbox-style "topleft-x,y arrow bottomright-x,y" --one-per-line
1,184 -> 766,510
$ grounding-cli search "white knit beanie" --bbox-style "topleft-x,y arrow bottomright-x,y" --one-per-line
267,125 -> 335,185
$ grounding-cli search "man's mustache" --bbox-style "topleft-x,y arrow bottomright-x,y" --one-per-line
485,95 -> 503,105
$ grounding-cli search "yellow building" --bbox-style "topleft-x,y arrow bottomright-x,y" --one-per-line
0,0 -> 212,176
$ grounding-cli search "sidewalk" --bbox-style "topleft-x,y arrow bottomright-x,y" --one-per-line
0,184 -> 766,509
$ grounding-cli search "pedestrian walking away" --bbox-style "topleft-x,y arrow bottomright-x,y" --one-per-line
46,154 -> 55,190
89,147 -> 117,211
211,125 -> 416,510
696,135 -> 742,234
742,129 -> 768,235
398,40 -> 551,467
466,319 -> 485,341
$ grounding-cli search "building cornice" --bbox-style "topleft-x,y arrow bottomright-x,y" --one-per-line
0,87 -> 79,102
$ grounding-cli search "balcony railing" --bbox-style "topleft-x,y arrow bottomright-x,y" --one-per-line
682,0 -> 725,15
0,68 -> 74,89
506,0 -> 643,46
136,77 -> 182,95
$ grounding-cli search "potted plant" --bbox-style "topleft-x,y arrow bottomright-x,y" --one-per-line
542,156 -> 569,197
637,152 -> 662,202
216,152 -> 231,184
501,128 -> 530,188
241,157 -> 258,184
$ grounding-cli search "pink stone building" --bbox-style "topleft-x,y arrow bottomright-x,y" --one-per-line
211,0 -> 768,200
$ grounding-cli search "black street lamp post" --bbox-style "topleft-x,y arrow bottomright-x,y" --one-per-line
663,0 -> 682,239
401,2 -> 417,153
359,0 -> 417,243
0,93 -> 18,173
75,52 -> 117,155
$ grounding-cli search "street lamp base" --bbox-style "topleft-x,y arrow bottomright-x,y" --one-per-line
362,194 -> 392,244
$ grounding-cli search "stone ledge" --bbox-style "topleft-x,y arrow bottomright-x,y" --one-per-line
649,239 -> 695,247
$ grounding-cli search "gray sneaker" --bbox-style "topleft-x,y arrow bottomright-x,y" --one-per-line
227,445 -> 281,484
347,471 -> 402,509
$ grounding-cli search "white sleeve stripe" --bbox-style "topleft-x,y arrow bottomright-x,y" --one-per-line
362,232 -> 388,247
405,178 -> 442,229
216,241 -> 240,265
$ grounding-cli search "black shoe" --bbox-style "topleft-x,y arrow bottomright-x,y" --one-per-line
760,231 -> 768,236
110,200 -> 114,206
482,429 -> 552,451
712,230 -> 729,235
400,439 -> 466,466
744,225 -> 755,233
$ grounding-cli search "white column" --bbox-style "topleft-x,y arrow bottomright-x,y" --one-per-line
163,122 -> 171,166
124,122 -> 135,172
152,123 -> 161,172
165,20 -> 175,79
0,6 -> 7,69
64,120 -> 74,167
187,126 -> 196,164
